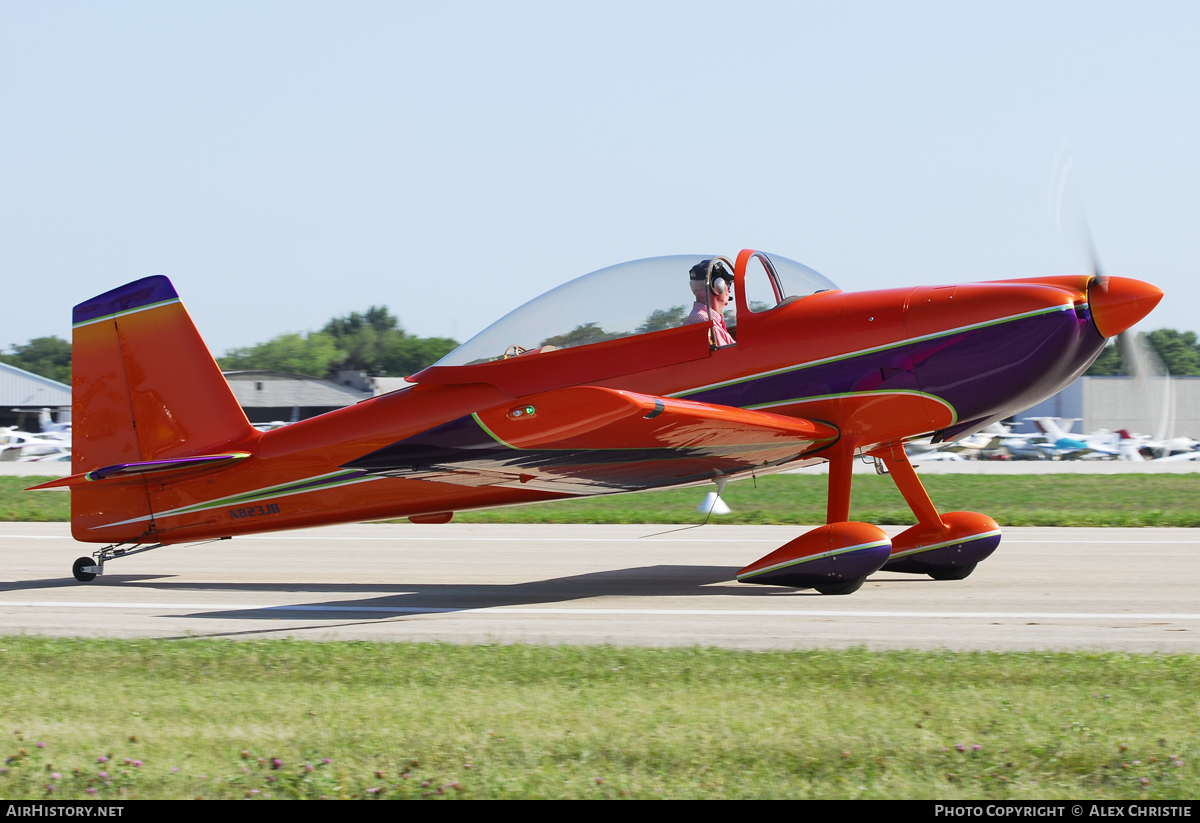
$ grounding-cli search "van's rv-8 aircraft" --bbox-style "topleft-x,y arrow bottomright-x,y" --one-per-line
33,251 -> 1162,594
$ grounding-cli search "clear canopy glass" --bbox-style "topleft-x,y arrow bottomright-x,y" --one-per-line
743,252 -> 838,313
431,252 -> 838,368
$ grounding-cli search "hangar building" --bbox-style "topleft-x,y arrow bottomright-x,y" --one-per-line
222,370 -> 372,425
1016,375 -> 1199,438
0,362 -> 71,431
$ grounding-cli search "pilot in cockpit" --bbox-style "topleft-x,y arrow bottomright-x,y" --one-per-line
685,259 -> 736,347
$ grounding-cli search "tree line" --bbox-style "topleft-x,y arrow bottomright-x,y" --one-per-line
3,325 -> 1198,384
1084,329 -> 1200,376
216,306 -> 458,378
0,306 -> 459,383
0,337 -> 72,384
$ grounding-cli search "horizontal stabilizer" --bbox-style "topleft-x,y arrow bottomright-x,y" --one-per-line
28,453 -> 250,491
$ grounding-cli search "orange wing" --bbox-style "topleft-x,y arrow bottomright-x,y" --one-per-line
342,386 -> 838,493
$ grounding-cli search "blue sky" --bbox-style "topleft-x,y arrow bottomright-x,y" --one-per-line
2,2 -> 1196,355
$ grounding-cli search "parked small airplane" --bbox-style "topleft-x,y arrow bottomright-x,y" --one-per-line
1115,429 -> 1200,461
0,410 -> 71,461
32,251 -> 1162,592
906,421 -> 1021,460
35,408 -> 72,437
0,427 -> 71,461
1025,416 -> 1122,458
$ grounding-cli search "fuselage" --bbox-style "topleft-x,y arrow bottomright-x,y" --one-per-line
104,273 -> 1107,545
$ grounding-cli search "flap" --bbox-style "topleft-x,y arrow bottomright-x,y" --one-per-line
341,387 -> 837,493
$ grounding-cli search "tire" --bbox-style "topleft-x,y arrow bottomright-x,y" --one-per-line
928,562 -> 977,581
72,557 -> 97,583
813,575 -> 867,595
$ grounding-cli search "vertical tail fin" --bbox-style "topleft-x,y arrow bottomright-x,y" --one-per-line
71,276 -> 255,541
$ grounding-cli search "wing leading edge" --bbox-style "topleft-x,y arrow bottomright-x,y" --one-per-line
342,386 -> 838,494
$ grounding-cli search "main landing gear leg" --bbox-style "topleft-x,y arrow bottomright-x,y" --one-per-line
870,442 -> 1001,579
736,438 -> 891,594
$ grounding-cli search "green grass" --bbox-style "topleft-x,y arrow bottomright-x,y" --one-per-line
453,474 -> 1200,527
0,638 -> 1195,799
8,473 -> 1200,527
0,478 -> 69,522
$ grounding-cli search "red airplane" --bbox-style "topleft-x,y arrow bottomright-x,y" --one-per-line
34,250 -> 1162,593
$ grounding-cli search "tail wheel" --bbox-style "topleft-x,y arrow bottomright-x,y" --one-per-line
72,557 -> 97,583
929,562 -> 977,581
813,574 -> 868,595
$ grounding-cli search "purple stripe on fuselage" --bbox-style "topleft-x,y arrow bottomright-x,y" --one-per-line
683,339 -> 923,409
681,309 -> 1105,434
917,308 -> 1104,437
73,276 -> 179,326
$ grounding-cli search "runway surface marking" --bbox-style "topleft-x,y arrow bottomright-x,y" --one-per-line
2,601 -> 1197,620
3,534 -> 1199,544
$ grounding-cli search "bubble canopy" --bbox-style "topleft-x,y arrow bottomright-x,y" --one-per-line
431,252 -> 838,368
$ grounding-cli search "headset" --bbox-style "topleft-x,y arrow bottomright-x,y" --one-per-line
690,257 -> 736,297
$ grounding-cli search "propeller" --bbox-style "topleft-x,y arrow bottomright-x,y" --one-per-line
1084,235 -> 1163,340
1060,159 -> 1167,440
1086,235 -> 1126,362
1086,236 -> 1173,441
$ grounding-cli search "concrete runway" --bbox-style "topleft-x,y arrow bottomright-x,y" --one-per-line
1,522 -> 1197,652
